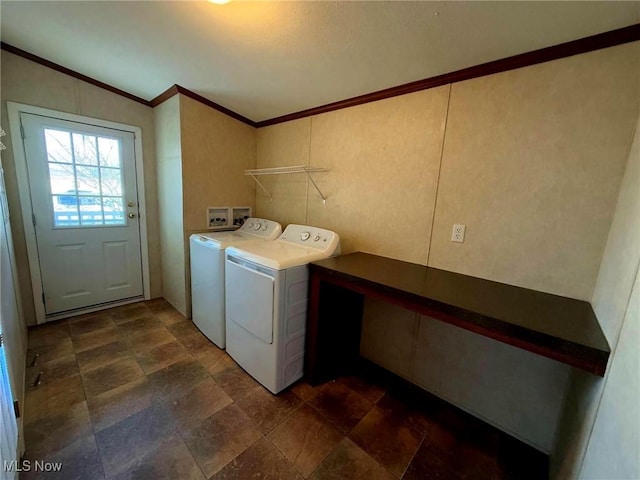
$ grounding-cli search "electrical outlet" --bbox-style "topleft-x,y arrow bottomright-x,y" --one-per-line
451,224 -> 465,243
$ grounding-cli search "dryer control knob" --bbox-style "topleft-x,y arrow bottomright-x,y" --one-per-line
253,223 -> 261,231
262,225 -> 268,231
313,235 -> 320,242
300,232 -> 311,241
248,222 -> 254,228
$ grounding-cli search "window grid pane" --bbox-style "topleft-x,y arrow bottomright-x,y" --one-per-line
46,129 -> 126,228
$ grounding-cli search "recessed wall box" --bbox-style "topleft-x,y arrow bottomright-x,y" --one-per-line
232,207 -> 252,227
207,207 -> 231,230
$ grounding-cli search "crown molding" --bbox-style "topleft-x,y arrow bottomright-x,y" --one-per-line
3,23 -> 638,129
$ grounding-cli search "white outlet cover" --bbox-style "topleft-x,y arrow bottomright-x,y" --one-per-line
452,224 -> 466,243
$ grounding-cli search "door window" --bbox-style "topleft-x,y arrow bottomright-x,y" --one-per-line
45,129 -> 125,227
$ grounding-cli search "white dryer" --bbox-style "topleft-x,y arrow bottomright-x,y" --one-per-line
189,218 -> 282,348
224,224 -> 340,393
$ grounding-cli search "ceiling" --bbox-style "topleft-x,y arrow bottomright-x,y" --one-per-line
1,1 -> 638,122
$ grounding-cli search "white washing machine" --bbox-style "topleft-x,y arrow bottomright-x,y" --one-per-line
224,224 -> 340,393
189,218 -> 282,348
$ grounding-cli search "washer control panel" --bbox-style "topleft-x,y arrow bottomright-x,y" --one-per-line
238,218 -> 282,239
279,224 -> 340,252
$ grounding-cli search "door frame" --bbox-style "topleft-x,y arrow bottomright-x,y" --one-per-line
7,102 -> 151,324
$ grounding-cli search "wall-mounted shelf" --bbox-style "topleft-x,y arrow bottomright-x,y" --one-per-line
245,165 -> 328,204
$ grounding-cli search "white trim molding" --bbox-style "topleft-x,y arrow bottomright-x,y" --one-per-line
6,101 -> 151,324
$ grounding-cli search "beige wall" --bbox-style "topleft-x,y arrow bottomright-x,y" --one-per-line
257,87 -> 449,262
154,95 -> 186,315
0,51 -> 161,325
429,43 -> 639,300
307,87 -> 449,262
257,43 -> 639,298
255,42 -> 640,453
152,95 -> 257,316
552,117 -> 640,479
256,118 -> 312,226
180,95 -> 256,234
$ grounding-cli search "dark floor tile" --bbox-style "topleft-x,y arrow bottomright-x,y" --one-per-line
235,386 -> 303,433
164,377 -> 233,434
308,382 -> 374,434
135,340 -> 190,374
156,309 -> 188,326
76,341 -> 131,372
412,421 -> 498,480
167,320 -> 201,340
178,331 -> 218,356
24,401 -> 93,458
24,375 -> 85,424
72,326 -> 123,353
87,377 -> 156,432
194,343 -> 226,369
403,447 -> 464,480
336,376 -> 387,404
145,298 -> 173,313
26,337 -> 74,365
211,437 -> 302,480
109,303 -> 153,324
289,380 -> 329,403
493,436 -> 548,480
27,321 -> 70,348
183,404 -> 262,478
124,326 -> 176,354
268,404 -> 344,477
117,315 -> 164,336
81,357 -> 145,398
21,434 -> 105,480
111,431 -> 205,480
147,358 -> 209,400
309,438 -> 395,480
95,403 -> 177,477
206,353 -> 238,376
69,314 -> 116,336
349,405 -> 427,477
26,354 -> 79,387
376,392 -> 434,437
379,383 -> 443,419
212,364 -> 262,401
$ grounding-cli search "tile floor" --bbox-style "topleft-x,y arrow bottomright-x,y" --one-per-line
21,299 -> 548,479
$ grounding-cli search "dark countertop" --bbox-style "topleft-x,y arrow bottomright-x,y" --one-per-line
310,252 -> 610,376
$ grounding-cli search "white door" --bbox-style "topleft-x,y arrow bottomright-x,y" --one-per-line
21,113 -> 143,315
1,159 -> 20,478
0,157 -> 25,467
0,331 -> 18,480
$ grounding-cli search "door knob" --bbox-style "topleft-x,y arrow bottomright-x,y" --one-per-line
128,212 -> 136,219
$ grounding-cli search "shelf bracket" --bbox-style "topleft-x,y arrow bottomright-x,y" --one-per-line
305,171 -> 327,205
248,174 -> 273,201
245,165 -> 328,204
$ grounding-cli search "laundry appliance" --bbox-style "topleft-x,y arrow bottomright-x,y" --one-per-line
189,218 -> 282,348
224,224 -> 340,393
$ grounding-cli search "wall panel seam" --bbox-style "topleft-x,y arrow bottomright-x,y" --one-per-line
425,83 -> 452,266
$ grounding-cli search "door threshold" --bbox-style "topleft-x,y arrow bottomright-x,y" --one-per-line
42,296 -> 145,323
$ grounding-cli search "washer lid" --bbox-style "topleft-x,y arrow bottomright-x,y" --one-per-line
226,240 -> 339,270
189,218 -> 282,249
190,231 -> 269,249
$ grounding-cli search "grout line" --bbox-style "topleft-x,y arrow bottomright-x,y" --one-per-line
400,420 -> 432,479
424,83 -> 452,267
